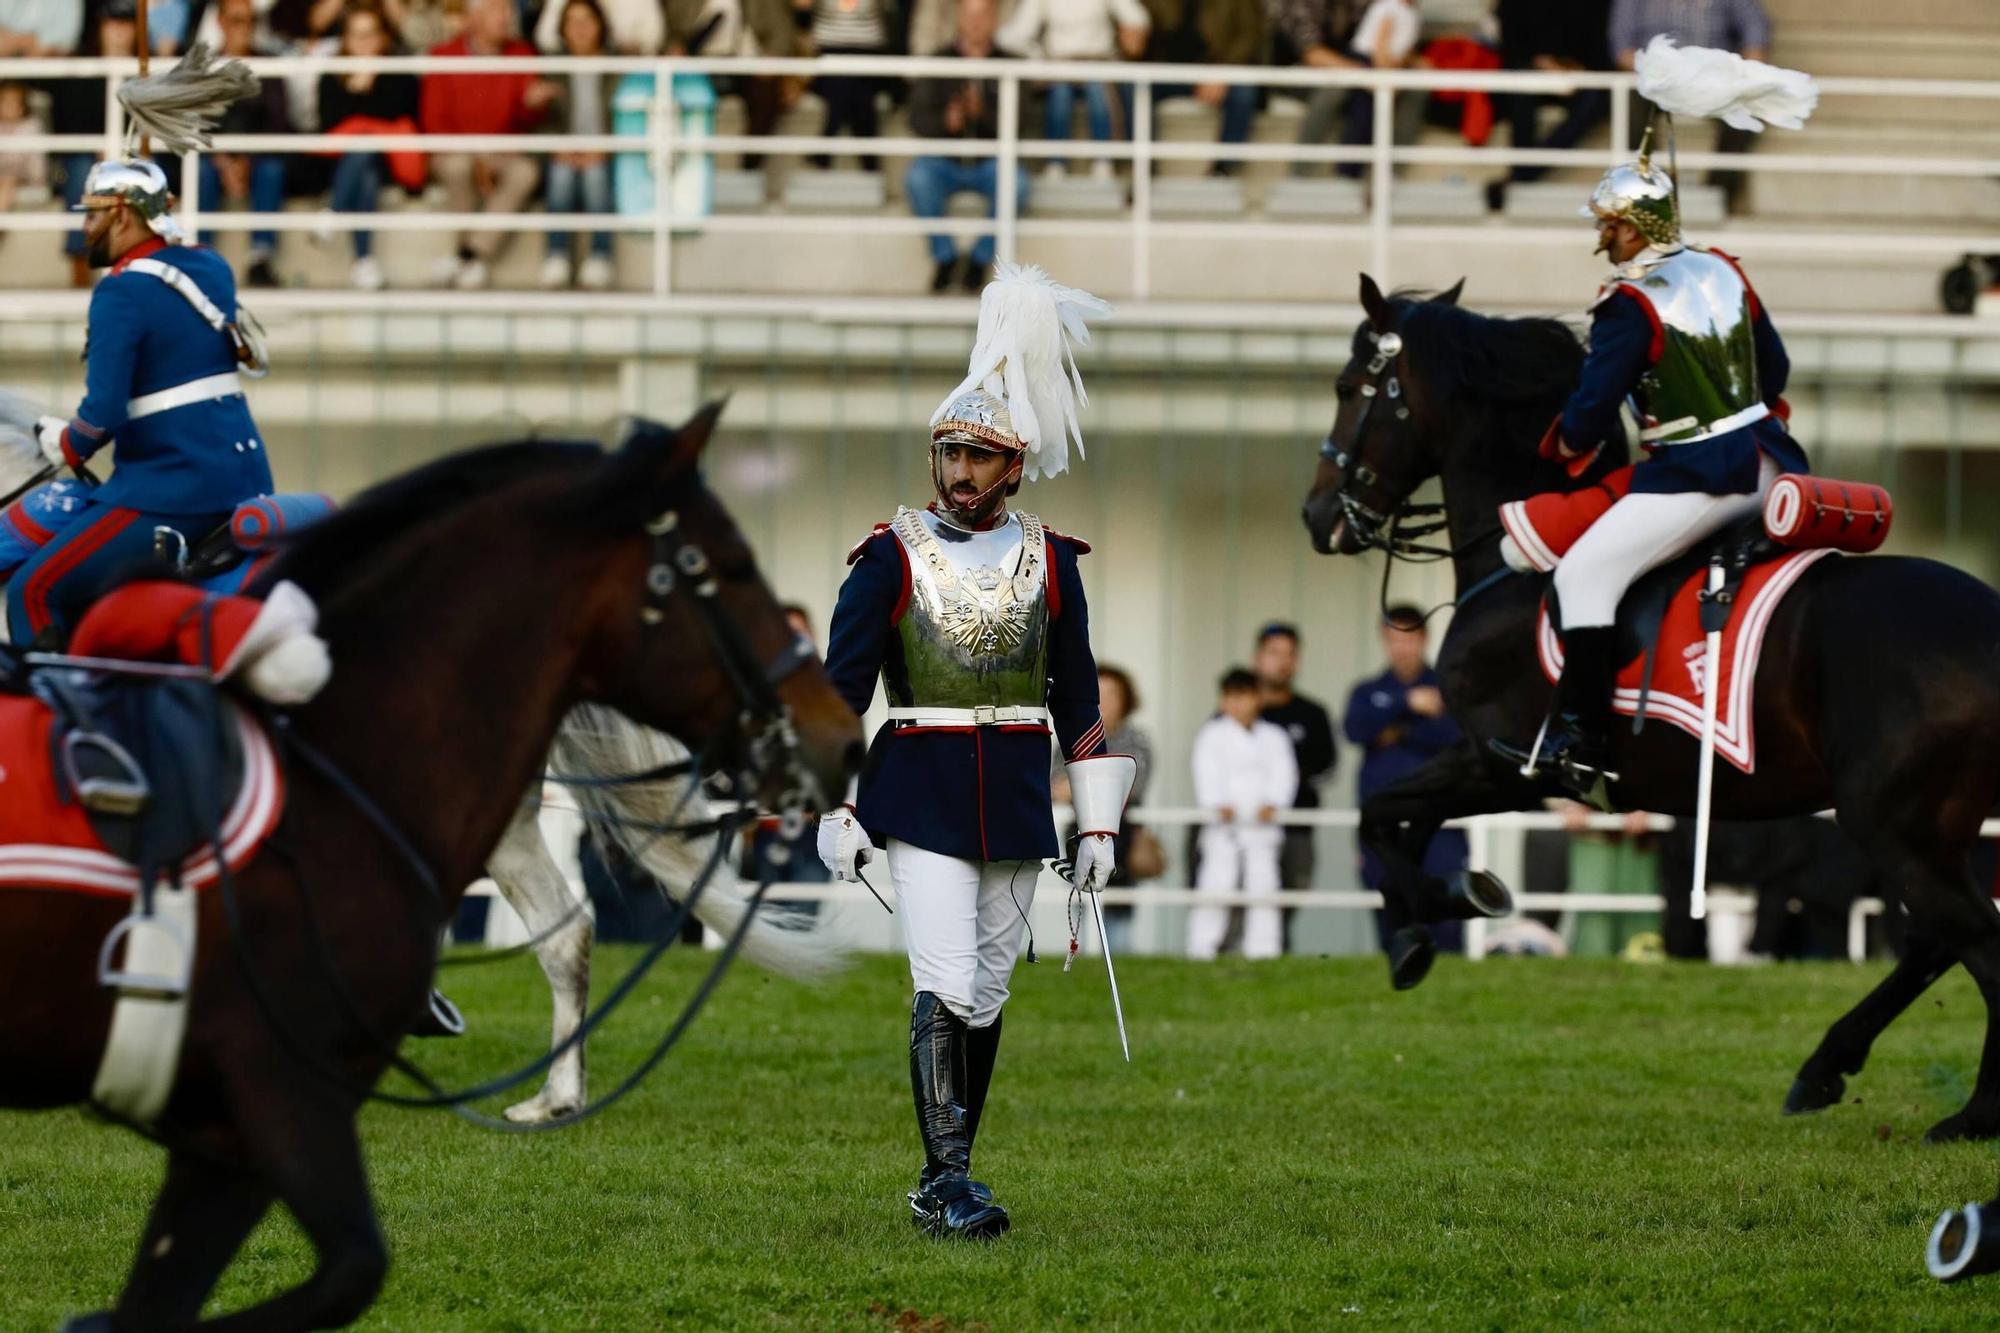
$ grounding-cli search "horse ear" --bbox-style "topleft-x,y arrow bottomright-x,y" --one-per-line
1436,278 -> 1466,307
587,397 -> 732,525
1359,273 -> 1390,327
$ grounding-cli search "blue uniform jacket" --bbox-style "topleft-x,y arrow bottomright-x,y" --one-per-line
1342,664 -> 1467,888
826,519 -> 1108,864
62,239 -> 273,515
1561,263 -> 1808,496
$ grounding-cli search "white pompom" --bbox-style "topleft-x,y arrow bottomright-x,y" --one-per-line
243,634 -> 332,705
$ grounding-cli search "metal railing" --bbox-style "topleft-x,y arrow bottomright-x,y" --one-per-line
1,52 -> 1996,307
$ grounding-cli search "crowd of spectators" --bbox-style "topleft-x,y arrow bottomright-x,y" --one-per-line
0,0 -> 1772,292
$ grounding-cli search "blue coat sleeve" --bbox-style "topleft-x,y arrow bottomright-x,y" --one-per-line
1047,536 -> 1106,762
823,530 -> 903,719
1754,306 -> 1788,406
73,278 -> 145,452
1342,675 -> 1402,747
1560,293 -> 1653,452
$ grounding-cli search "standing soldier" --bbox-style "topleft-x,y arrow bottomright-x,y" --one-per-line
819,264 -> 1134,1240
8,153 -> 272,646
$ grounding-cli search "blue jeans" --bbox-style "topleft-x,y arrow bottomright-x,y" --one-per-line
198,155 -> 286,255
1044,82 -> 1117,165
905,157 -> 1031,266
545,159 -> 613,258
1143,82 -> 1257,170
329,152 -> 382,259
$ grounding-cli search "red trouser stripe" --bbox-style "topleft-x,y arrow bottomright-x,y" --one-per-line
21,506 -> 139,634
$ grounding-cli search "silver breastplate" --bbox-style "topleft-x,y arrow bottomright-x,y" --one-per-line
891,507 -> 1052,710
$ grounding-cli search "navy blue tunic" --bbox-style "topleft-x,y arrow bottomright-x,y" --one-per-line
825,521 -> 1108,864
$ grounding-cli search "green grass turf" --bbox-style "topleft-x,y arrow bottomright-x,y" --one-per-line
4,950 -> 2000,1330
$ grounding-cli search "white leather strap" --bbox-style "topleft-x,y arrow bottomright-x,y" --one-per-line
124,257 -> 230,331
886,705 -> 1052,727
127,371 -> 244,421
1640,401 -> 1769,444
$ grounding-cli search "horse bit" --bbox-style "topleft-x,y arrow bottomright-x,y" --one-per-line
1317,327 -> 1452,560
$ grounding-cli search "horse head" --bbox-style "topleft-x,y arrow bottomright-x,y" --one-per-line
1301,274 -> 1461,556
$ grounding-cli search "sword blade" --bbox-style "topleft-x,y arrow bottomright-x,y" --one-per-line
1087,892 -> 1130,1062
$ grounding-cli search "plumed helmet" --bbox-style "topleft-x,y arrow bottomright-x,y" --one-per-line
74,157 -> 184,242
930,385 -> 1021,454
1581,149 -> 1679,248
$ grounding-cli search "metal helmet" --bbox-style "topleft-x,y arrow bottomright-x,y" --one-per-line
1581,150 -> 1679,248
74,157 -> 184,242
930,385 -> 1023,454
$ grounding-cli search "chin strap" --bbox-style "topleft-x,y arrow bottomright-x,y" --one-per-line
929,442 -> 1022,529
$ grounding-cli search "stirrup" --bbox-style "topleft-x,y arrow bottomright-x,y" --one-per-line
61,730 -> 151,817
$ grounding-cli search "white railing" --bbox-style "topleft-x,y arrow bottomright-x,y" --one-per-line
3,52 -> 1998,308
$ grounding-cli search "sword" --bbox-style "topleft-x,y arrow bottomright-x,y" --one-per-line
1690,557 -> 1727,921
1087,890 -> 1131,1063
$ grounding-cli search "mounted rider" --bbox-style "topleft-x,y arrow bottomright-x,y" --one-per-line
1526,38 -> 1817,791
4,44 -> 269,648
820,264 -> 1134,1240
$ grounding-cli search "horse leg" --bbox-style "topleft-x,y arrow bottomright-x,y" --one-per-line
1926,917 -> 2000,1143
1784,933 -> 1956,1115
489,799 -> 594,1124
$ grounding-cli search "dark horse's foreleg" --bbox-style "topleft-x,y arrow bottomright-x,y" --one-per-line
1785,933 -> 1955,1116
104,1148 -> 276,1330
1359,740 -> 1543,990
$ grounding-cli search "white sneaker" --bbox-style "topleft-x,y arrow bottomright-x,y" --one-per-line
1091,159 -> 1116,182
577,254 -> 614,291
429,253 -> 463,288
1039,162 -> 1067,186
311,208 -> 337,246
538,253 -> 573,290
453,258 -> 490,291
348,255 -> 385,291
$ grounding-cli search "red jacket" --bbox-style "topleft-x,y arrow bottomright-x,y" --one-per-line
419,36 -> 545,136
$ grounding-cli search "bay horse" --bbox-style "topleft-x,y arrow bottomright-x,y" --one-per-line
1301,275 -> 2000,1145
0,405 -> 862,1329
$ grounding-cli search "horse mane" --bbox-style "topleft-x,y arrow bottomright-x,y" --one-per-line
255,439 -> 601,598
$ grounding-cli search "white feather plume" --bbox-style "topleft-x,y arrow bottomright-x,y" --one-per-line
118,41 -> 261,155
932,262 -> 1110,482
1635,36 -> 1817,133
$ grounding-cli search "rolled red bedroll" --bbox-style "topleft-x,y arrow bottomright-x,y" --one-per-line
1763,474 -> 1893,553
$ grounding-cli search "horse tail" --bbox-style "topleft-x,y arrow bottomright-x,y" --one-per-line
550,704 -> 846,982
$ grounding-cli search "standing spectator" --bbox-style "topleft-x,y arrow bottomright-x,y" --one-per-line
1186,668 -> 1298,961
539,0 -> 619,291
420,0 -> 558,290
1140,0 -> 1264,177
1486,0 -> 1610,210
0,81 -> 45,221
1342,606 -> 1467,954
905,0 -> 1028,294
998,0 -> 1148,184
0,0 -> 81,55
535,0 -> 664,52
1052,664 -> 1157,950
799,0 -> 895,172
319,2 -> 421,290
202,0 -> 293,290
44,1 -> 130,288
1608,0 -> 1771,213
1253,622 -> 1336,950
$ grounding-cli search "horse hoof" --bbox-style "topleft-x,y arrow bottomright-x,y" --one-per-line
1930,1201 -> 2000,1282
503,1094 -> 580,1125
1924,1112 -> 2000,1144
1447,870 -> 1513,920
1388,927 -> 1436,991
1782,1072 -> 1846,1116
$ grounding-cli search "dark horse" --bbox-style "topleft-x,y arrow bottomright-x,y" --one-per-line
1301,275 -> 2000,1145
0,407 -> 862,1329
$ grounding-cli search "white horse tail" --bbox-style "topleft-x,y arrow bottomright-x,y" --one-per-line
550,704 -> 846,982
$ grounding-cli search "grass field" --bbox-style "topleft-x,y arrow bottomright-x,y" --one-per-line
5,948 -> 2000,1330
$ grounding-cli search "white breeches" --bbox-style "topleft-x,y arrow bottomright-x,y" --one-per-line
1185,826 -> 1284,961
1552,455 -> 1779,629
888,839 -> 1038,1028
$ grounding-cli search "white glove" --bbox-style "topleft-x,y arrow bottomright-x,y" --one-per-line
35,416 -> 67,468
816,807 -> 876,883
242,633 -> 332,705
1071,831 -> 1114,894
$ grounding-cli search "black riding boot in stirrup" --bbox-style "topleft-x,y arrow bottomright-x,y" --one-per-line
907,993 -> 1010,1240
1538,626 -> 1620,796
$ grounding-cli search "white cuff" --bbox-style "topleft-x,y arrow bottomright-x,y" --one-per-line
1066,754 -> 1137,836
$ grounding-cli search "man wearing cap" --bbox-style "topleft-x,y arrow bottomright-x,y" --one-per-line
1519,138 -> 1806,790
6,155 -> 272,645
820,263 -> 1131,1241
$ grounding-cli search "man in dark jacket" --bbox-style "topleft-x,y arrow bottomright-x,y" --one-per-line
1487,0 -> 1611,209
1254,622 -> 1336,950
906,0 -> 1028,293
1142,0 -> 1265,175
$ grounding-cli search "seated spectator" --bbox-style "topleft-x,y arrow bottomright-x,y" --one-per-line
1487,0 -> 1610,210
906,0 -> 1029,294
398,0 -> 467,50
44,1 -> 131,288
420,0 -> 558,290
0,81 -> 45,221
1330,0 -> 1421,180
800,0 -> 892,172
535,0 -> 663,52
1186,668 -> 1297,962
540,0 -> 618,291
1609,0 -> 1771,212
1140,0 -> 1264,177
0,0 -> 81,56
998,0 -> 1148,184
667,0 -> 805,172
147,0 -> 194,53
202,0 -> 293,290
1272,0 -> 1360,179
319,2 -> 421,291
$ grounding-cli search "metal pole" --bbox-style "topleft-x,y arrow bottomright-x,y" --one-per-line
1131,80 -> 1152,299
1369,80 -> 1392,287
137,0 -> 151,158
996,74 -> 1019,265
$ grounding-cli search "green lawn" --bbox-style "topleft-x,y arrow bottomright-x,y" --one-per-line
4,950 -> 1999,1330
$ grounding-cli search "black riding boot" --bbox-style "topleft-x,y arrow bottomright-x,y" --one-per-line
1540,626 -> 1620,795
964,1013 -> 1001,1158
908,993 -> 1010,1240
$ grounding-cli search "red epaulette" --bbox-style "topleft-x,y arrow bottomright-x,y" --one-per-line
1044,526 -> 1092,556
845,522 -> 893,566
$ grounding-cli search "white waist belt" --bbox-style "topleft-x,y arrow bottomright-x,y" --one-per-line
126,372 -> 244,422
886,705 -> 1052,727
1640,401 -> 1769,445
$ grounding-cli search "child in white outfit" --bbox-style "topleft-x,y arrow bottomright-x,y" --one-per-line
1186,668 -> 1299,961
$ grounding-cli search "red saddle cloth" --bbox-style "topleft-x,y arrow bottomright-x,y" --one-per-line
1535,548 -> 1833,775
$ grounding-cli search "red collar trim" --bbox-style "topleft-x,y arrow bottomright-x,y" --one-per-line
110,236 -> 170,274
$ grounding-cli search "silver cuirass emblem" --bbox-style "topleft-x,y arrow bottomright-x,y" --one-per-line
890,507 -> 1051,709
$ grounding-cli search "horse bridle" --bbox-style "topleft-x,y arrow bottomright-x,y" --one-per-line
1318,326 -> 1454,560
